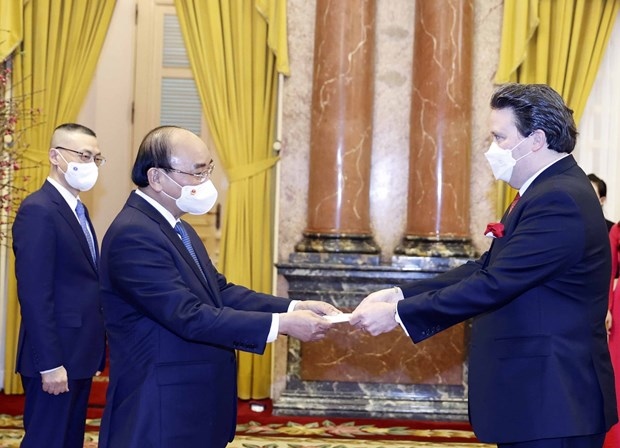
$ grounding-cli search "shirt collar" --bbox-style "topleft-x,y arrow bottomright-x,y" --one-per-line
519,153 -> 570,196
47,177 -> 79,213
134,189 -> 178,228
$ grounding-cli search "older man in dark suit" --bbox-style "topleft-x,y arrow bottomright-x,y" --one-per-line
351,84 -> 617,448
12,123 -> 106,448
98,125 -> 338,448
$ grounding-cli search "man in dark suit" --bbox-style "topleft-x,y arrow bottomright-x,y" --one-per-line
12,123 -> 106,448
98,125 -> 338,448
351,84 -> 617,447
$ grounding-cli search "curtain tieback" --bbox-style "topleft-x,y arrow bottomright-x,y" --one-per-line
225,156 -> 279,183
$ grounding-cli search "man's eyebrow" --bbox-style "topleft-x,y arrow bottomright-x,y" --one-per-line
77,148 -> 101,155
192,159 -> 213,170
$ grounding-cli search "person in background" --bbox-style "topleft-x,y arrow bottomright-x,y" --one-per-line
605,223 -> 620,448
351,83 -> 617,448
589,173 -> 614,232
98,125 -> 339,448
12,123 -> 106,448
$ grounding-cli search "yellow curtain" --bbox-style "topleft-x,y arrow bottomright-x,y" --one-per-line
493,0 -> 619,217
175,0 -> 288,399
0,0 -> 23,62
4,0 -> 117,394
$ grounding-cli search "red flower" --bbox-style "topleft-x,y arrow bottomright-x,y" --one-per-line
484,222 -> 504,238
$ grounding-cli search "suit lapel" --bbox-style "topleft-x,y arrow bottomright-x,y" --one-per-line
43,181 -> 97,271
483,155 -> 577,268
127,192 -> 222,305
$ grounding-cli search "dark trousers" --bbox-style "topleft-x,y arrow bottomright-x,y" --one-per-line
498,433 -> 606,448
21,374 -> 93,448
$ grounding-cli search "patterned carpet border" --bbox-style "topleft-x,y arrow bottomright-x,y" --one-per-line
236,419 -> 480,442
228,435 -> 491,448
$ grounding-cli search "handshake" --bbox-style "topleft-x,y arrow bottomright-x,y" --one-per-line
278,287 -> 405,342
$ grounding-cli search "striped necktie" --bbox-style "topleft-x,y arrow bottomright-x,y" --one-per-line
174,222 -> 206,279
75,200 -> 97,263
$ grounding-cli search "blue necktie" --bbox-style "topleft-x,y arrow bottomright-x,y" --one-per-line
174,222 -> 206,279
76,200 -> 97,263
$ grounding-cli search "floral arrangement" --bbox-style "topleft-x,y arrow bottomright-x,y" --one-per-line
0,59 -> 42,239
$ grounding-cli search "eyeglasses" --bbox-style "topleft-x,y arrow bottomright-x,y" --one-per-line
163,160 -> 214,182
55,146 -> 106,167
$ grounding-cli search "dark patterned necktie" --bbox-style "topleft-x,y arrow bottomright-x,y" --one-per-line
76,200 -> 96,263
174,221 -> 206,279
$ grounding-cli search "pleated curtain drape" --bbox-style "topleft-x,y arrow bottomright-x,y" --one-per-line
494,0 -> 619,216
0,0 -> 23,62
3,0 -> 116,394
174,0 -> 289,399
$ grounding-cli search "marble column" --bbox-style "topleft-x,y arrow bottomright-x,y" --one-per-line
394,0 -> 476,261
293,0 -> 380,264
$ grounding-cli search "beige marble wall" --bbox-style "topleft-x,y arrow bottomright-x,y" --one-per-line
277,0 -> 502,268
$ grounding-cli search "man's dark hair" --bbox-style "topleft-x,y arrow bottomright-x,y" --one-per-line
55,123 -> 96,137
131,125 -> 180,187
588,173 -> 607,199
490,83 -> 578,154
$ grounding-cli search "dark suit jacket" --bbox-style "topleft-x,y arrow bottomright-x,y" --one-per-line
12,180 -> 105,378
98,192 -> 292,448
397,156 -> 617,443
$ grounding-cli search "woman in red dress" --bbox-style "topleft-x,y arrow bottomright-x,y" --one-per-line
605,222 -> 620,447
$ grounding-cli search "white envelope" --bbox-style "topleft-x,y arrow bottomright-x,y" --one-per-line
324,313 -> 352,323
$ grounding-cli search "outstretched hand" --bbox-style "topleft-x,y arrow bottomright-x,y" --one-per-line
350,301 -> 399,336
279,310 -> 333,341
357,287 -> 403,310
294,300 -> 341,317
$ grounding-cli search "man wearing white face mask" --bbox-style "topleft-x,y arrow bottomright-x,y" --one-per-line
12,123 -> 106,448
351,84 -> 617,448
98,125 -> 341,448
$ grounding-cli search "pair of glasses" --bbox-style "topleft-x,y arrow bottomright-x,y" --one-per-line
55,146 -> 106,167
164,160 -> 215,182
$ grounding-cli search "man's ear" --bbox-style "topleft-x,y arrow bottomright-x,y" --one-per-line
48,148 -> 60,166
147,168 -> 163,192
530,129 -> 548,152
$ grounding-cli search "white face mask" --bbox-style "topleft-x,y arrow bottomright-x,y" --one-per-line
57,152 -> 99,191
484,136 -> 532,182
161,171 -> 218,215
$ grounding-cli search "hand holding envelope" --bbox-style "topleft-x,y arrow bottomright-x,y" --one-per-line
301,287 -> 405,336
349,287 -> 405,336
280,300 -> 342,341
285,286 -> 405,338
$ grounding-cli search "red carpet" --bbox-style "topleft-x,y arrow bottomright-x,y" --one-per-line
0,385 -> 482,444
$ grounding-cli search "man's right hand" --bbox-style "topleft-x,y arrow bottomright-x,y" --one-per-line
357,287 -> 404,309
279,310 -> 333,342
41,366 -> 69,395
